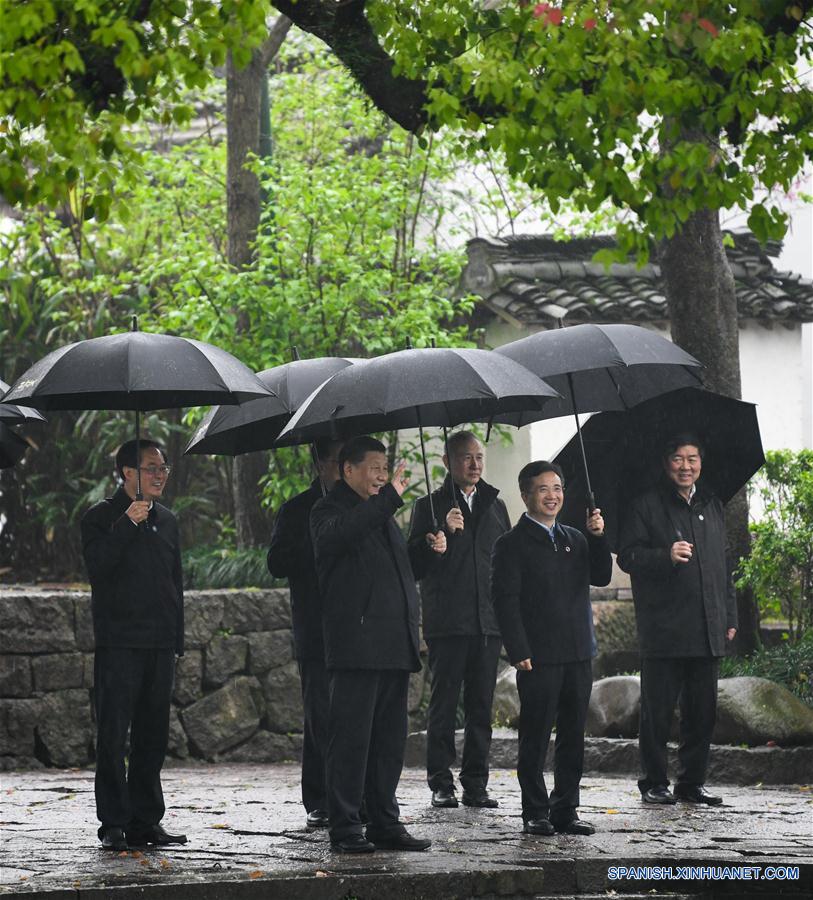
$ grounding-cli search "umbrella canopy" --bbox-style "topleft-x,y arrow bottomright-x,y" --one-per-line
0,379 -> 46,425
0,421 -> 29,469
553,387 -> 765,550
494,323 -> 703,423
4,331 -> 272,411
186,357 -> 357,456
276,347 -> 561,445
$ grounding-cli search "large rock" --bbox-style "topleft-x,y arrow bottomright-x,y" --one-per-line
261,662 -> 304,733
180,676 -> 261,758
586,675 -> 641,738
183,592 -> 225,649
219,730 -> 304,763
0,698 -> 44,757
491,665 -> 520,729
247,630 -> 293,674
167,707 -> 189,759
32,653 -> 84,692
221,589 -> 291,633
38,689 -> 94,767
173,650 -> 203,706
204,634 -> 249,687
0,656 -> 32,697
714,677 -> 813,747
0,593 -> 77,653
408,665 -> 427,715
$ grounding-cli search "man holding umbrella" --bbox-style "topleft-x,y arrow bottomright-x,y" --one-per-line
617,433 -> 737,807
266,437 -> 344,829
408,430 -> 509,810
311,435 -> 446,853
81,439 -> 187,851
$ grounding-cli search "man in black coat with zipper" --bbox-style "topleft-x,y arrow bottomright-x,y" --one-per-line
492,460 -> 611,836
81,439 -> 187,852
617,434 -> 737,807
408,430 -> 509,809
267,437 -> 343,829
311,435 -> 447,854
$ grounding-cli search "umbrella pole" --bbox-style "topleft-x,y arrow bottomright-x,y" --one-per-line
442,426 -> 459,510
415,407 -> 438,531
566,372 -> 596,512
135,408 -> 143,501
310,442 -> 327,497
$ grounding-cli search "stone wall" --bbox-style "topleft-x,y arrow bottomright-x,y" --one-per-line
0,587 -> 633,771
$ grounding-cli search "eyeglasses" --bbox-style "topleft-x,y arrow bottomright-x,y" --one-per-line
138,465 -> 172,477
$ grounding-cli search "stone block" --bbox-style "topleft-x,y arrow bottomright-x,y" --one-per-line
167,707 -> 189,759
491,664 -> 520,729
592,600 -> 639,655
714,676 -> 813,747
32,653 -> 84,692
408,665 -> 427,715
0,593 -> 77,654
173,650 -> 202,706
204,634 -> 249,688
261,662 -> 304,733
74,596 -> 95,651
247,630 -> 293,673
0,656 -> 32,697
0,698 -> 44,756
183,592 -> 225,649
82,653 -> 95,688
218,730 -> 304,763
180,676 -> 261,758
37,689 -> 94,767
221,589 -> 292,633
585,675 -> 641,738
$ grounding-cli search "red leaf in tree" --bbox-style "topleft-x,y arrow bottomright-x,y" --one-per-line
547,7 -> 564,25
697,17 -> 719,37
584,17 -> 597,30
533,2 -> 551,16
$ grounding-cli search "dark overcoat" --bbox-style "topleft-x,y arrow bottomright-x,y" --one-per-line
267,479 -> 324,661
407,475 -> 510,639
81,486 -> 184,655
311,480 -> 433,672
616,482 -> 737,658
491,516 -> 612,666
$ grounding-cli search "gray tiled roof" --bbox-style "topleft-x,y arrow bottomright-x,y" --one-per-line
461,229 -> 813,327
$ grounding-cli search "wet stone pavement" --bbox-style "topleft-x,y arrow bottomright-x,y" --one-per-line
0,764 -> 811,899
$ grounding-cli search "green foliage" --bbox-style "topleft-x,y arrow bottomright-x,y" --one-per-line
0,0 -> 270,208
737,450 -> 813,642
720,631 -> 813,707
183,545 -> 280,590
370,0 -> 813,259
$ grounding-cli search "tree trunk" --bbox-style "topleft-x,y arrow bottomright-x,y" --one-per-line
659,209 -> 761,653
226,18 -> 291,549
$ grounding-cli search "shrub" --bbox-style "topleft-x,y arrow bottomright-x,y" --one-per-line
719,631 -> 813,707
183,546 -> 282,590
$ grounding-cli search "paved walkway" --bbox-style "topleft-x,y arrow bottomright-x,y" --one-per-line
1,764 -> 811,898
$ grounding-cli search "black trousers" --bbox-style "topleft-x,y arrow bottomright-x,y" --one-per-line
426,634 -> 501,793
516,659 -> 592,824
298,657 -> 329,813
638,656 -> 719,793
94,647 -> 175,831
326,668 -> 409,842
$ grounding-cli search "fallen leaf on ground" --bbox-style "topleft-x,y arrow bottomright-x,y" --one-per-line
209,823 -> 230,829
605,808 -> 619,814
249,871 -> 264,879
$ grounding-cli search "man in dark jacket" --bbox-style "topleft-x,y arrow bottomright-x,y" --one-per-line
492,461 -> 611,836
617,433 -> 737,807
81,439 -> 187,852
408,430 -> 509,809
311,435 -> 446,854
267,438 -> 343,829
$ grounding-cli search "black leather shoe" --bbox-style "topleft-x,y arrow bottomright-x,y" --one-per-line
641,786 -> 677,805
522,818 -> 555,835
461,790 -> 499,808
126,824 -> 188,847
675,785 -> 723,805
100,826 -> 128,851
330,834 -> 376,853
431,789 -> 459,808
306,809 -> 330,827
552,817 -> 596,835
369,830 -> 431,851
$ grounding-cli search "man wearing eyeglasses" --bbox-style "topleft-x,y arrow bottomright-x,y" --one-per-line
81,439 -> 186,852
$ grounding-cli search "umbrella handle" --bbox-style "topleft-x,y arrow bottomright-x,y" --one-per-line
135,408 -> 143,502
442,426 -> 459,511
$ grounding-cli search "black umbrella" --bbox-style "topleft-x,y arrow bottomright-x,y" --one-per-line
0,379 -> 46,425
0,421 -> 29,469
277,346 -> 561,527
495,323 -> 703,508
4,318 -> 272,497
185,357 -> 356,456
553,387 -> 764,550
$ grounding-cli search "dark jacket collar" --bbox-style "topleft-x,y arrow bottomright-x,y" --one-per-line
438,474 -> 499,510
329,478 -> 364,508
517,513 -> 568,545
